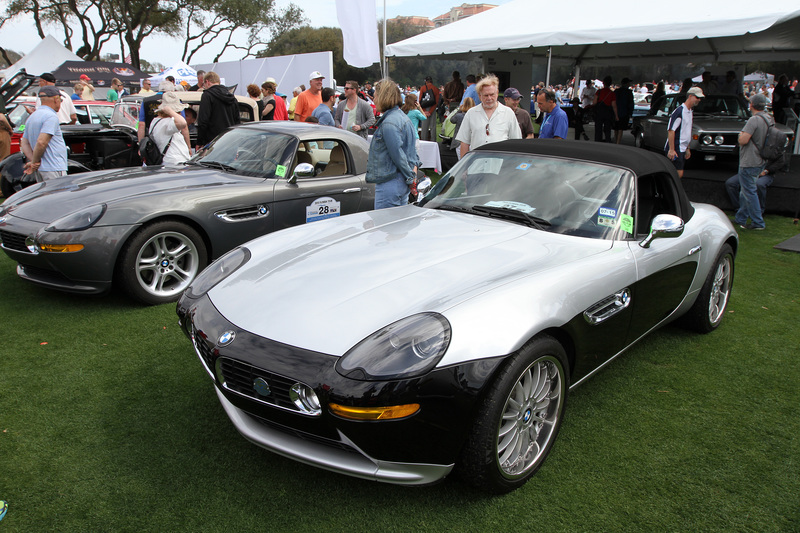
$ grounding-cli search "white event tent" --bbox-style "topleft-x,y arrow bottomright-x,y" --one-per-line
148,61 -> 199,87
0,35 -> 83,81
385,0 -> 800,107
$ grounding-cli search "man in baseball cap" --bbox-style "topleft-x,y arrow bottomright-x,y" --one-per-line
504,87 -> 534,139
665,86 -> 704,178
24,72 -> 77,124
294,71 -> 326,122
21,84 -> 68,181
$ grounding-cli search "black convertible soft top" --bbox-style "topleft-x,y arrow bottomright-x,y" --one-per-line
476,139 -> 694,221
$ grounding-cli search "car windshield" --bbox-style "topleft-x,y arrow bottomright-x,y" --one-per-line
421,151 -> 635,239
189,128 -> 294,178
111,101 -> 141,128
658,94 -> 749,119
693,95 -> 749,119
8,105 -> 29,131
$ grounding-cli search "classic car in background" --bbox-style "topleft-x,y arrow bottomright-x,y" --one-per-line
0,122 -> 374,304
631,93 -> 794,161
0,92 -> 259,198
177,140 -> 738,493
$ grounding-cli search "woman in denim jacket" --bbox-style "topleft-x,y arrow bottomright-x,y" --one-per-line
366,79 -> 419,209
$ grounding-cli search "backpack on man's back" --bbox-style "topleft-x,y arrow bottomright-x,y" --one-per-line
755,114 -> 788,167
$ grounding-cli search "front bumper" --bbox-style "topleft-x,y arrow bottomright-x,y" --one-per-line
177,294 -> 505,485
215,386 -> 453,485
0,215 -> 137,294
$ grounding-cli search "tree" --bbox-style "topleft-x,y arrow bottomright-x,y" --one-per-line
261,26 -> 381,86
261,21 -> 481,88
1,0 -> 305,69
179,0 -> 306,64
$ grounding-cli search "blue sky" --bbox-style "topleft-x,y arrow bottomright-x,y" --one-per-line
1,0 -> 513,67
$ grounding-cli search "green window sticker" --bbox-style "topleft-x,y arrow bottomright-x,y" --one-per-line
620,214 -> 634,234
275,165 -> 287,177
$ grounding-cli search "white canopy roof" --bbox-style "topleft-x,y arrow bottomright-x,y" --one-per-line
1,35 -> 83,81
385,0 -> 800,66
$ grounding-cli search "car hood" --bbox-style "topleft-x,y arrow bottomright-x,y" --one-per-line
208,205 -> 612,356
3,166 -> 255,223
691,117 -> 747,133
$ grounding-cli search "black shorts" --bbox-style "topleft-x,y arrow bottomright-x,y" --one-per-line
666,149 -> 687,170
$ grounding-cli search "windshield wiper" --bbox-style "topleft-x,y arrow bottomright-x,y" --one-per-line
430,203 -> 478,214
196,160 -> 237,172
471,205 -> 551,230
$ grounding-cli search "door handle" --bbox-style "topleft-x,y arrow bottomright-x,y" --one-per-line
343,188 -> 362,193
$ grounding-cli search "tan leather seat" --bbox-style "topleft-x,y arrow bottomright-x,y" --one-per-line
318,145 -> 347,177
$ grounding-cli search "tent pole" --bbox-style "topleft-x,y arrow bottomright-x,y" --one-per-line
574,63 -> 581,103
382,0 -> 388,79
545,47 -> 552,88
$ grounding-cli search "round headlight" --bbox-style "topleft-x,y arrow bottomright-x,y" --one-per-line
714,135 -> 724,145
701,135 -> 712,145
45,204 -> 106,232
184,246 -> 251,299
336,313 -> 451,381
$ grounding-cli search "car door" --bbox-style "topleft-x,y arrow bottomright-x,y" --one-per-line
271,139 -> 365,230
643,95 -> 682,151
625,172 -> 700,343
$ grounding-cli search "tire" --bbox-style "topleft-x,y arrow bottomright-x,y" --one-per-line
117,220 -> 208,305
682,243 -> 734,333
459,335 -> 569,494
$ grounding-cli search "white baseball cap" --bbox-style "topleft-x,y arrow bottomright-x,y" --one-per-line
309,71 -> 325,80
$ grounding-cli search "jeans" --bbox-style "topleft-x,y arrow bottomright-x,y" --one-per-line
725,172 -> 772,214
374,175 -> 409,209
734,165 -> 766,228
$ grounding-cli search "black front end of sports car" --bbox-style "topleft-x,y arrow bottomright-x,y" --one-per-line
176,294 -> 505,485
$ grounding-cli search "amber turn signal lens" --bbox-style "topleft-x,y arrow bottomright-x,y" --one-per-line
38,243 -> 85,253
329,403 -> 420,420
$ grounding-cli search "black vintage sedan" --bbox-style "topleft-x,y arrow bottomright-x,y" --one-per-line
631,93 -> 794,161
0,122 -> 374,304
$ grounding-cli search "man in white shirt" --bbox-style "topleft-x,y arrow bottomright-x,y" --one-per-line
665,87 -> 704,178
455,74 -> 522,155
580,80 -> 597,108
26,72 -> 77,125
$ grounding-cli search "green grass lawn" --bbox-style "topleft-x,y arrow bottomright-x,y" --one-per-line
1,215 -> 799,532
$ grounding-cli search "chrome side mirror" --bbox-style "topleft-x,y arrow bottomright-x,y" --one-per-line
416,177 -> 432,200
639,214 -> 684,248
288,162 -> 314,184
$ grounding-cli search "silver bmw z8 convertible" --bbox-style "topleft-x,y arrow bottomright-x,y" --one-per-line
177,139 -> 738,493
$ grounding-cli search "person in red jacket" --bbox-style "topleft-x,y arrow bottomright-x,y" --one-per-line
418,76 -> 440,141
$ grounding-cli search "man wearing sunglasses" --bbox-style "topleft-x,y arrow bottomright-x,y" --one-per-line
455,74 -> 521,156
335,81 -> 375,139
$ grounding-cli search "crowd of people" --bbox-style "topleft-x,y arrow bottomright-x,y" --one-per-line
5,67 -> 797,222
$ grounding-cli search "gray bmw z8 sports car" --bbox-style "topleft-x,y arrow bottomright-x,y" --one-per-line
177,140 -> 738,493
0,122 -> 374,304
